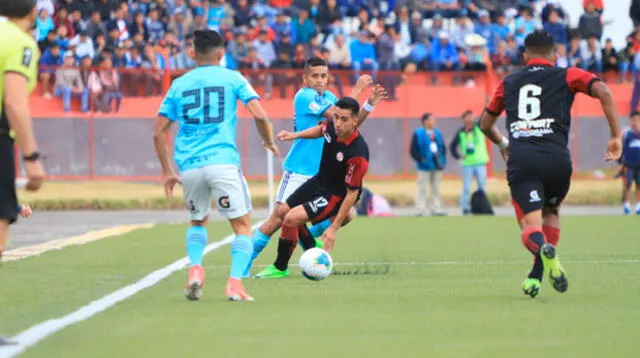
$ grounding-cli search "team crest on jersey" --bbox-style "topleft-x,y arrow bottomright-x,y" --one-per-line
336,152 -> 344,162
308,101 -> 321,113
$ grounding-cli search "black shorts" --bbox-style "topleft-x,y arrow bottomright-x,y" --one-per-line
624,167 -> 640,189
0,137 -> 18,224
286,177 -> 343,224
507,152 -> 572,215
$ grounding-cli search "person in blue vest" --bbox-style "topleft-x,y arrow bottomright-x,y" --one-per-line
622,111 -> 640,215
410,113 -> 447,216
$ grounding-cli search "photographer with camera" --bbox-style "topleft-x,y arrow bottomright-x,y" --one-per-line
449,110 -> 490,215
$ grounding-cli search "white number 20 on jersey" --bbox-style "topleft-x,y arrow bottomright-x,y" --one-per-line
518,84 -> 542,121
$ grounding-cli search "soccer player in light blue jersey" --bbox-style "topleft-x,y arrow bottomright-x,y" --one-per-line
247,57 -> 387,279
153,29 -> 280,302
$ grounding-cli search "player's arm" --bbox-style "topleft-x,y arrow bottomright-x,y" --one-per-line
4,73 -> 38,155
278,124 -> 323,141
567,67 -> 621,160
356,84 -> 387,127
153,115 -> 175,176
348,74 -> 374,100
245,99 -> 279,157
479,80 -> 509,150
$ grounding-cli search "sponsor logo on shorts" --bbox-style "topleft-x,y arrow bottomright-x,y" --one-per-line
309,197 -> 328,214
529,190 -> 541,203
218,196 -> 231,210
186,200 -> 196,213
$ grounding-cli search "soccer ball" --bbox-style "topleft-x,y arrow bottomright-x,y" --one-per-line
299,248 -> 333,281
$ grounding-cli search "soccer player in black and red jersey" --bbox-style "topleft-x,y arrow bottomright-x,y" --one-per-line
479,30 -> 622,298
266,97 -> 369,272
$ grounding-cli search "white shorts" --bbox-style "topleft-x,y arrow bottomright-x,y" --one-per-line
181,165 -> 252,220
276,171 -> 312,203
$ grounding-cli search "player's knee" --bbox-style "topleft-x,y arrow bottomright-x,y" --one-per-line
282,212 -> 302,228
230,215 -> 252,236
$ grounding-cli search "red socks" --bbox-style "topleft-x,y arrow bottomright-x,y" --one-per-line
521,227 -> 546,255
543,225 -> 560,247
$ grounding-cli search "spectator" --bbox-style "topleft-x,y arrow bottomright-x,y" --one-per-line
292,9 -> 316,45
119,2 -> 133,24
426,13 -> 447,42
464,34 -> 488,72
275,33 -> 295,58
141,44 -> 163,95
632,0 -> 640,28
130,12 -> 149,42
318,0 -> 340,39
580,36 -> 603,73
327,33 -> 351,69
54,52 -> 89,112
619,43 -> 636,82
250,15 -> 276,41
106,27 -> 121,53
475,10 -> 497,54
55,25 -> 72,53
393,29 -> 413,69
270,51 -> 294,98
37,0 -> 55,16
98,57 -> 122,112
602,39 -> 620,73
292,43 -> 307,68
568,35 -> 583,68
585,0 -> 604,13
541,0 -> 566,23
370,16 -> 386,38
168,8 -> 195,44
36,8 -> 55,41
112,44 -> 128,68
436,0 -> 461,18
85,11 -> 106,40
579,1 -> 603,40
410,113 -> 447,216
421,0 -> 438,19
449,110 -> 489,216
54,7 -> 75,38
227,32 -> 251,65
543,9 -> 568,46
77,56 -> 102,111
410,10 -> 431,46
147,8 -> 166,43
70,31 -> 95,60
206,0 -> 226,31
377,25 -> 399,100
350,31 -> 378,80
68,9 -> 84,35
555,43 -> 569,68
72,0 -> 95,20
107,8 -> 130,42
39,44 -> 63,98
492,12 -> 512,43
239,47 -> 273,98
272,11 -> 293,42
429,32 -> 460,84
514,7 -> 541,46
253,30 -> 277,67
38,30 -> 57,53
233,0 -> 252,28
93,33 -> 107,64
95,0 -> 117,21
451,12 -> 475,50
394,6 -> 413,46
492,40 -> 513,74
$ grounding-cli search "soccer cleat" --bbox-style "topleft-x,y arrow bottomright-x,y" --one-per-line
540,243 -> 569,293
254,264 -> 290,279
225,278 -> 254,301
184,265 -> 205,301
624,205 -> 631,216
522,278 -> 541,298
314,238 -> 323,248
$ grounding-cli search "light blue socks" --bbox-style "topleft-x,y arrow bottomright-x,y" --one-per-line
308,219 -> 332,238
186,226 -> 208,266
230,235 -> 253,279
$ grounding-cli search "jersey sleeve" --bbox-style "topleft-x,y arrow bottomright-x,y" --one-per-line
566,67 -> 600,96
158,84 -> 179,121
345,156 -> 369,189
233,73 -> 259,104
299,89 -> 334,118
485,80 -> 505,116
321,118 -> 336,137
3,39 -> 38,84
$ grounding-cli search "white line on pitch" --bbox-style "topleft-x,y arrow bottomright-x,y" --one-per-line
0,221 -> 264,358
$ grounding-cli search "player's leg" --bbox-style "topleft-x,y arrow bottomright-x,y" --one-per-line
211,166 -> 255,301
180,168 -> 212,301
623,167 -> 633,215
272,205 -> 310,272
307,207 -> 357,239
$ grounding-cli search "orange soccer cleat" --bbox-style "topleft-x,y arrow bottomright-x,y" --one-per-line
184,265 -> 205,301
225,278 -> 254,302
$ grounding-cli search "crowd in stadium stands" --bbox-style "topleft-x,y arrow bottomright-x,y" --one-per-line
30,0 -> 638,112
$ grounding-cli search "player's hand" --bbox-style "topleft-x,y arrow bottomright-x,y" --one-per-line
367,84 -> 388,106
320,226 -> 337,252
19,204 -> 32,218
499,147 -> 509,163
264,141 -> 281,158
605,136 -> 622,162
163,172 -> 181,198
277,130 -> 296,142
355,74 -> 374,90
24,160 -> 45,192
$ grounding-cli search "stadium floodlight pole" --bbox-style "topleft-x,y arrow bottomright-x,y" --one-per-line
267,150 -> 275,213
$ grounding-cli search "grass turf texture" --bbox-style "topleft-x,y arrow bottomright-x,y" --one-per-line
18,179 -> 625,210
1,216 -> 639,357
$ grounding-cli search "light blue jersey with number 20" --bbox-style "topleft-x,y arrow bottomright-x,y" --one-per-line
158,65 -> 259,172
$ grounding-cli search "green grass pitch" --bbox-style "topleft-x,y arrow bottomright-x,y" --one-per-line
1,216 -> 639,358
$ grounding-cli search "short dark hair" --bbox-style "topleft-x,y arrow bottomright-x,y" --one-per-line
193,29 -> 224,55
335,97 -> 360,116
421,113 -> 432,122
0,0 -> 35,18
461,110 -> 473,118
524,30 -> 555,55
304,57 -> 327,70
631,111 -> 640,118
